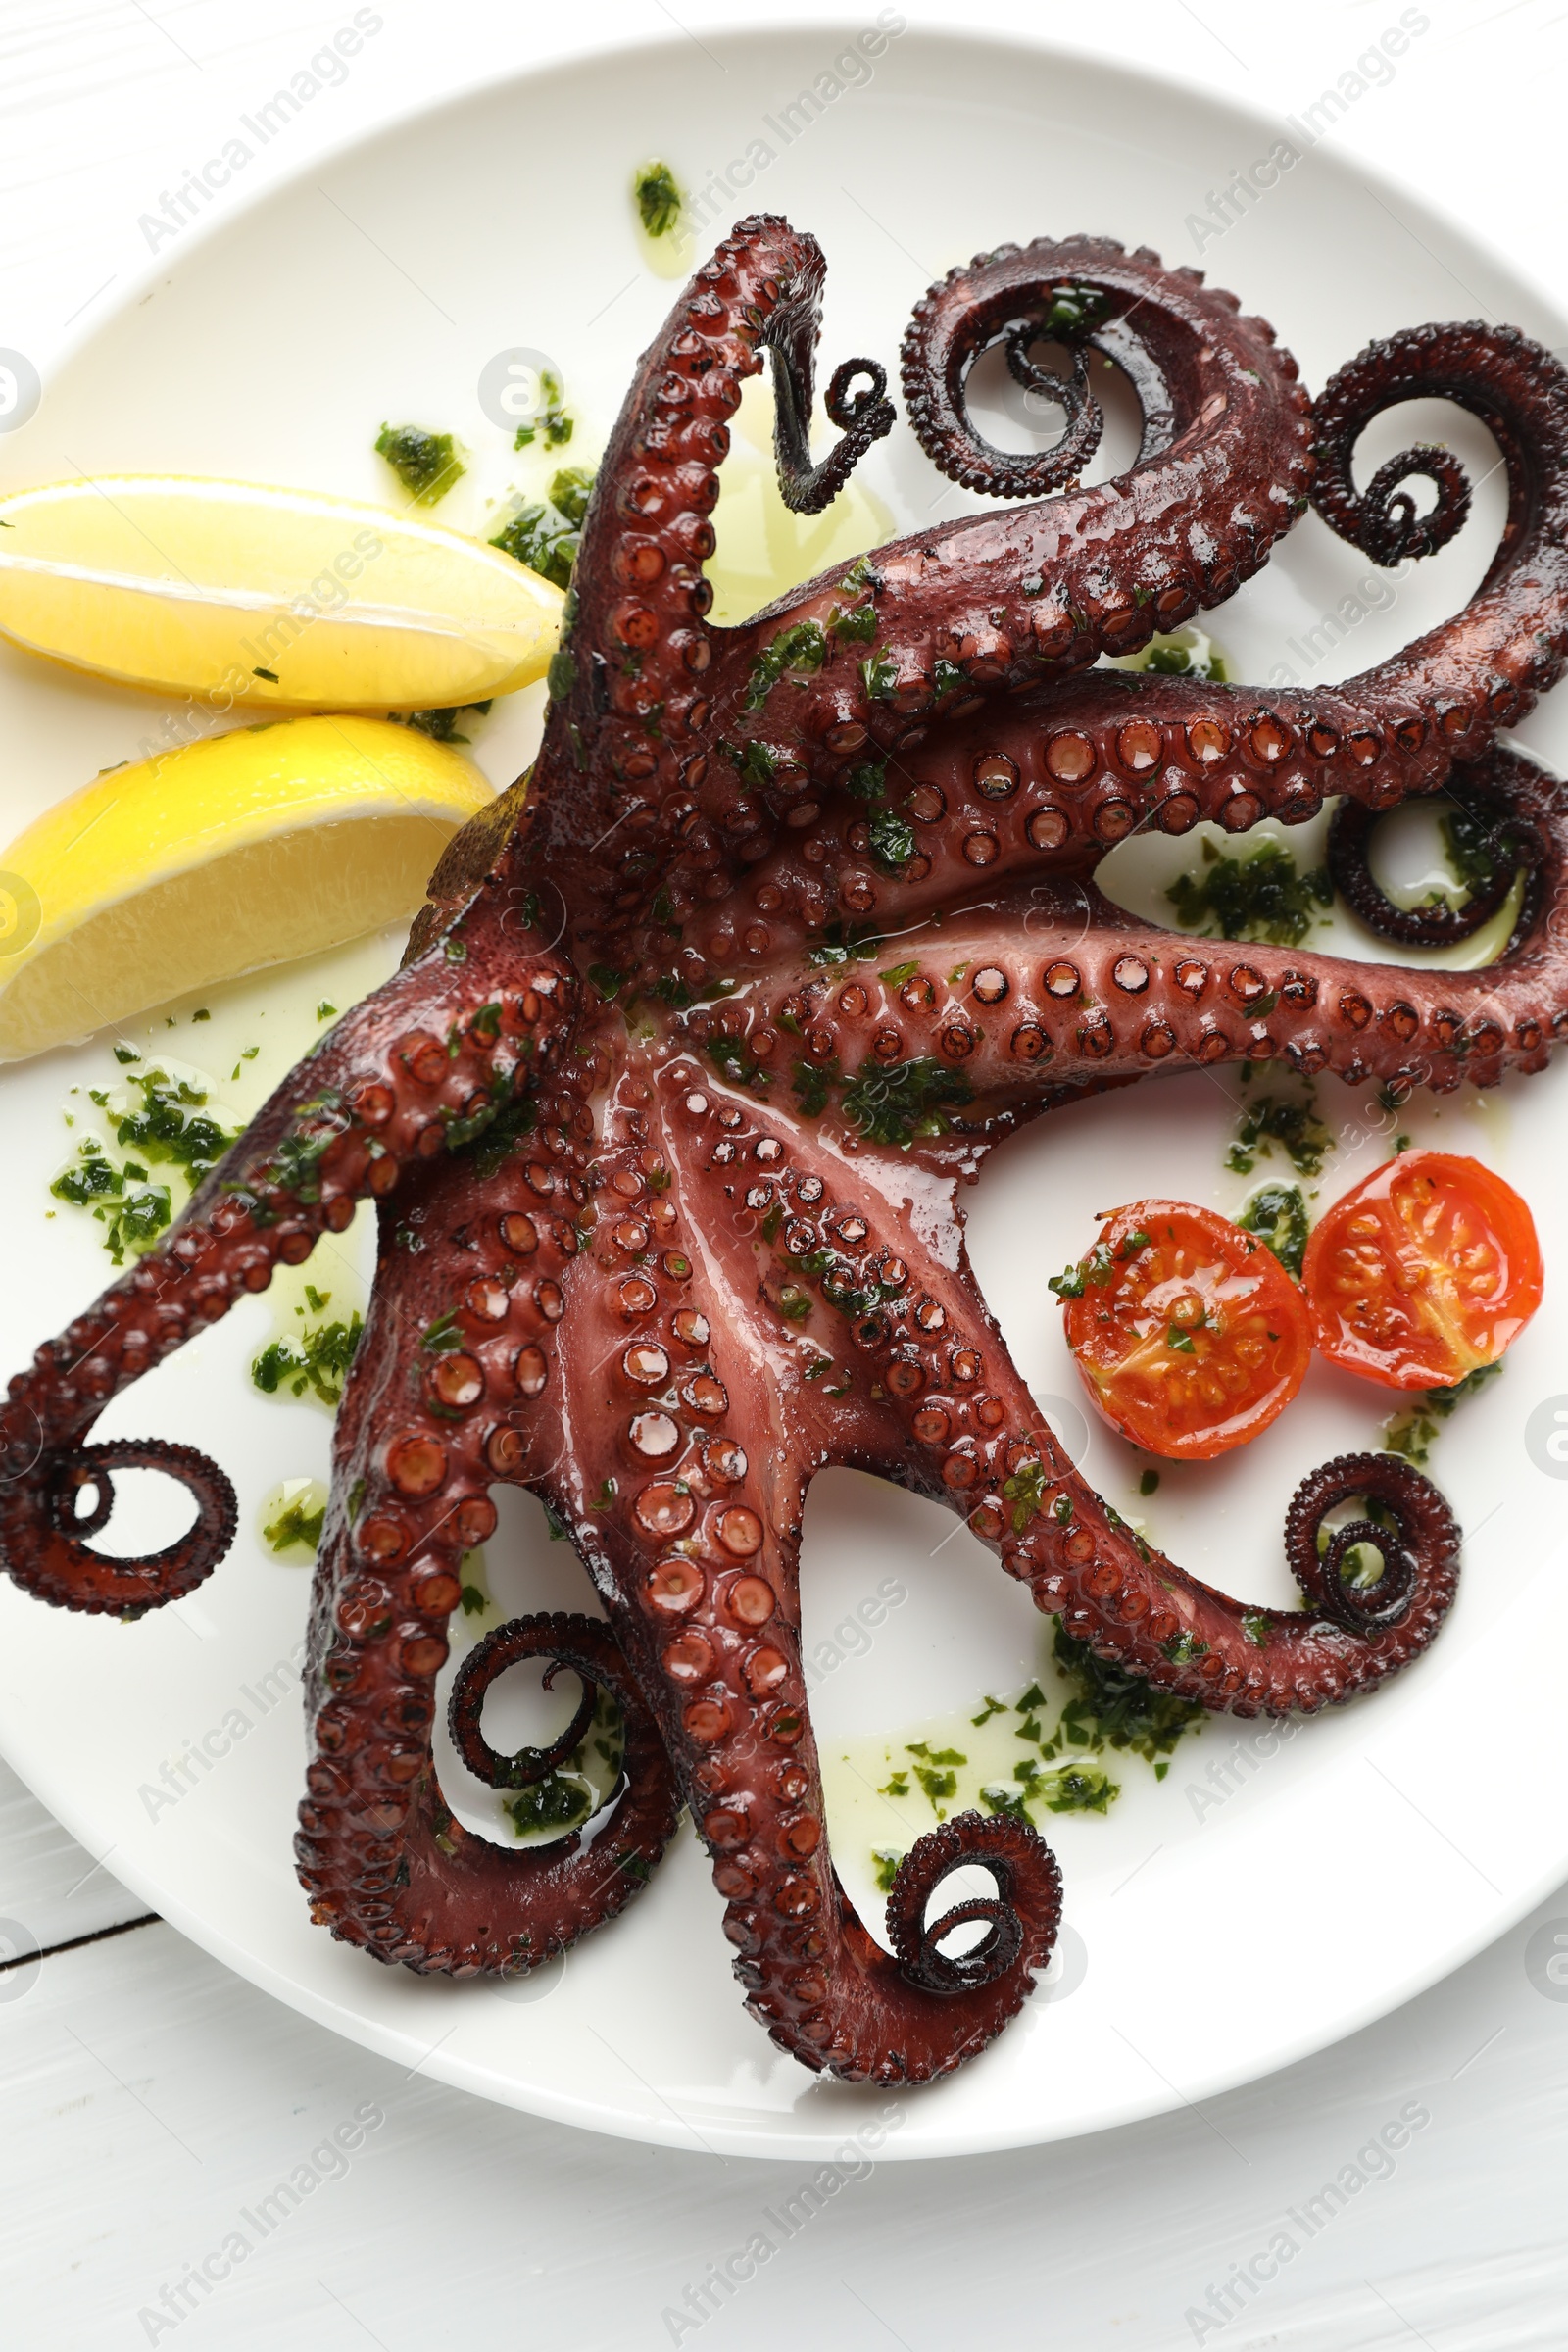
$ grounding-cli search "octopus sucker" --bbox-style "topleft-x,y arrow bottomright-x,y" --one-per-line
4,214 -> 1566,2085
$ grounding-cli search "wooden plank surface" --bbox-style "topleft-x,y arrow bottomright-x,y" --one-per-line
4,3 -> 1568,2346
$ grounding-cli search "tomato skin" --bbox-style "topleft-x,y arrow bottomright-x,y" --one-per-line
1058,1199 -> 1314,1462
1301,1150 -> 1544,1391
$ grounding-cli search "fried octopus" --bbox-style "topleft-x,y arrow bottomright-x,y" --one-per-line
4,220 -> 1567,2088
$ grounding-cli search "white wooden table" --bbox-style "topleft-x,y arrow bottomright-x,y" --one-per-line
4,4 -> 1568,2344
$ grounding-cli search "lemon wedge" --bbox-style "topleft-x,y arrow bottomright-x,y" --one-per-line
0,715 -> 494,1061
0,475 -> 564,710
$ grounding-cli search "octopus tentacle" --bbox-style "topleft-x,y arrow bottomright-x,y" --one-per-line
698,236 -> 1315,802
483,214 -> 893,941
544,1073 -> 1062,2082
0,927 -> 575,1609
296,1147 -> 681,1973
886,1814 -> 1061,1994
1286,1456 -> 1456,1634
449,1614 -> 600,1790
0,1437 -> 236,1617
771,355 -> 895,515
667,740 -> 1566,1135
1326,770 -> 1535,950
705,1099 -> 1461,1719
1311,323 -> 1568,741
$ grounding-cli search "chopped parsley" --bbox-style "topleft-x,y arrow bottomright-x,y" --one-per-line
1440,795 -> 1523,903
263,1495 -> 326,1554
705,1033 -> 770,1093
547,466 -> 595,528
1051,1621 -> 1205,1766
1167,838 -> 1332,948
1238,1181 -> 1310,1279
1037,1763 -> 1118,1815
1001,1458 -> 1048,1533
505,1774 -> 593,1837
1227,1090 -> 1334,1179
399,700 -> 493,744
633,158 -> 683,237
840,1055 -> 972,1147
374,421 -> 466,504
1118,626 -> 1227,683
829,598 -> 877,642
905,1741 -> 967,1814
871,1847 -> 904,1893
806,917 -> 884,968
791,1062 -> 835,1120
1049,1240 -> 1115,1300
491,466 -> 598,589
866,807 -> 915,874
742,619 -> 826,710
1384,1361 -> 1502,1466
50,1068 -> 240,1264
1042,280 -> 1111,335
513,368 -> 573,449
252,1311 -> 364,1407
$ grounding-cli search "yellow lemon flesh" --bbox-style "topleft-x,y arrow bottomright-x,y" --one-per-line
0,474 -> 564,710
0,716 -> 494,1061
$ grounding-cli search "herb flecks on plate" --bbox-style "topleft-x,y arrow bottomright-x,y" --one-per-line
1168,837 -> 1333,948
374,421 -> 466,505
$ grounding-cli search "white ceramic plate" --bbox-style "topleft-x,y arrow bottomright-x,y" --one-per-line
2,25 -> 1567,2161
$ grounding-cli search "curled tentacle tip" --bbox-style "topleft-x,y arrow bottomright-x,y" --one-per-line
886,1811 -> 1062,1996
773,350 -> 896,515
1285,1451 -> 1460,1636
1315,443 -> 1472,565
1,1436 -> 235,1616
1329,780 -> 1533,951
448,1611 -> 610,1790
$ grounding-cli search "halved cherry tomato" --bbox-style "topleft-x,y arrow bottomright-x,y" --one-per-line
1055,1200 -> 1313,1460
1301,1150 -> 1543,1391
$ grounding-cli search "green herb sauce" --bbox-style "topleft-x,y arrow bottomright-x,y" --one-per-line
1383,1361 -> 1502,1466
252,1310 -> 364,1407
264,1495 -> 326,1554
1237,1180 -> 1310,1278
50,1067 -> 241,1265
374,421 -> 466,504
633,159 -> 683,238
1167,838 -> 1332,948
839,1055 -> 973,1147
491,465 -> 598,589
1227,1090 -> 1334,1179
1050,1622 -> 1205,1766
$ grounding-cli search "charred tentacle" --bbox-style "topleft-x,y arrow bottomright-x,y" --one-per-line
0,1437 -> 235,1616
771,353 -> 895,514
450,1612 -> 614,1791
1286,1454 -> 1460,1634
886,1813 -> 1060,1996
1328,779 -> 1538,949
